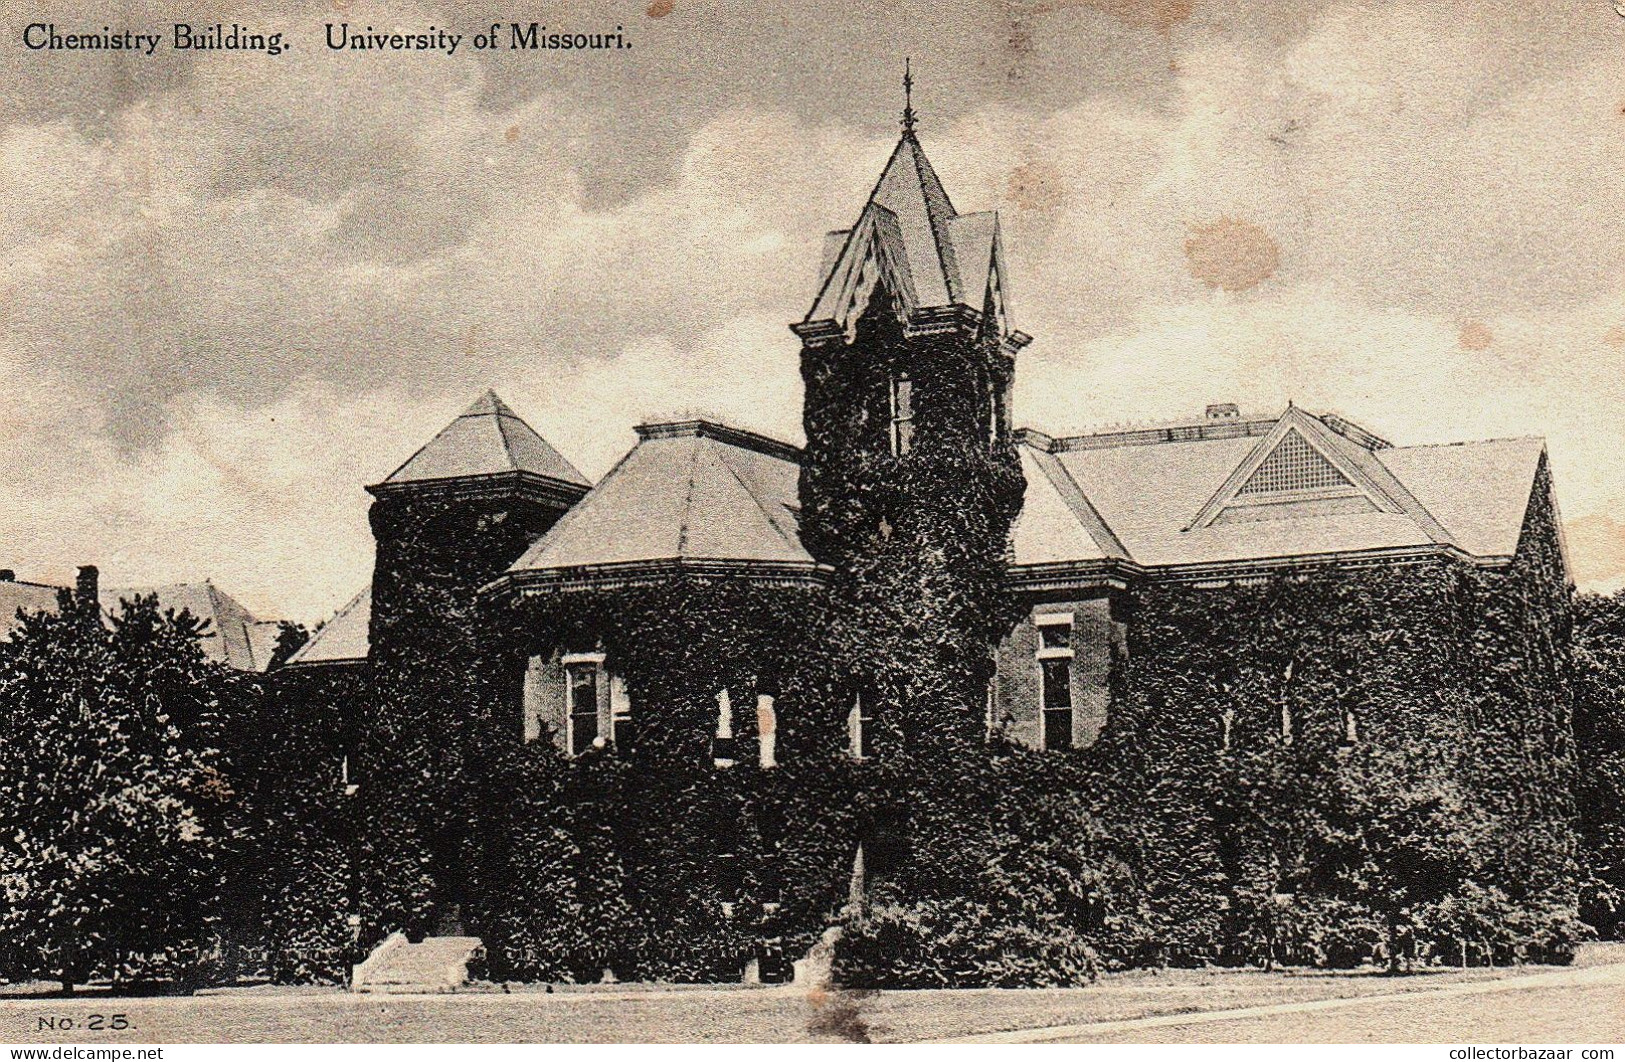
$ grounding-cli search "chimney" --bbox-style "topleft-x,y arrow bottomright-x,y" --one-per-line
76,565 -> 99,605
0,570 -> 13,582
1206,403 -> 1240,420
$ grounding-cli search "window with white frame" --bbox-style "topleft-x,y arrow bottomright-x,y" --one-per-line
988,376 -> 1009,449
1036,614 -> 1074,751
562,653 -> 604,757
889,373 -> 914,456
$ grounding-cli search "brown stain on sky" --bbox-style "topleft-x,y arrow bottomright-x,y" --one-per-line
504,125 -> 520,144
1008,160 -> 1067,212
646,0 -> 675,17
1459,320 -> 1494,351
1183,216 -> 1280,293
1603,325 -> 1625,349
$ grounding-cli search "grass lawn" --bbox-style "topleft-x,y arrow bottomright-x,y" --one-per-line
3,944 -> 1621,1044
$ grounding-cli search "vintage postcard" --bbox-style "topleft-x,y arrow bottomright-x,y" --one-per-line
2,0 -> 1623,1049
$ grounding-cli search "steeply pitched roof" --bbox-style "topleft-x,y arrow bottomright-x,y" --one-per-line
1018,408 -> 1548,574
805,133 -> 1013,334
285,584 -> 371,667
381,390 -> 588,488
101,582 -> 272,671
495,420 -> 821,590
484,405 -> 1548,594
0,575 -> 282,671
1377,438 -> 1548,558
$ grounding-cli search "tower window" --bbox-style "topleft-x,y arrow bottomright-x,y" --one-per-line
1036,614 -> 1074,751
890,373 -> 914,455
989,376 -> 1008,449
849,688 -> 873,760
564,657 -> 602,756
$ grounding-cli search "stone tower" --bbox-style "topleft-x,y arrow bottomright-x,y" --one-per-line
792,83 -> 1030,759
363,390 -> 589,938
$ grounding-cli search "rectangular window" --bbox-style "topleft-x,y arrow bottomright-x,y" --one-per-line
757,693 -> 778,769
610,675 -> 634,752
849,689 -> 872,761
890,374 -> 914,456
713,688 -> 737,767
566,663 -> 600,756
989,378 -> 1008,450
1036,613 -> 1075,752
1041,659 -> 1073,750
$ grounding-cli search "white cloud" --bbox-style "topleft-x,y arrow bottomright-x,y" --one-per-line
3,0 -> 1624,615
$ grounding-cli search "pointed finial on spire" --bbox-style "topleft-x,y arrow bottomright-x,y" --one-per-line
901,57 -> 918,136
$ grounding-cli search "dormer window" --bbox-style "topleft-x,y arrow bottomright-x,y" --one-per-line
890,373 -> 914,455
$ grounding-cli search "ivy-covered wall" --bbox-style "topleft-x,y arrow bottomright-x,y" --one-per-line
362,484 -> 576,942
255,661 -> 365,983
1095,459 -> 1578,970
473,577 -> 855,982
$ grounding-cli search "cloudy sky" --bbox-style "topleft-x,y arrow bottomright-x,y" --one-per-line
3,0 -> 1623,622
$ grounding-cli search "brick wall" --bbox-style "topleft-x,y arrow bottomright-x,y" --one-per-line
993,595 -> 1123,750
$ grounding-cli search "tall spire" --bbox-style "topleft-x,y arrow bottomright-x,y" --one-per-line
901,57 -> 917,137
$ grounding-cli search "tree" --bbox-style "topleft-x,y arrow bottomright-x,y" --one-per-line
0,593 -> 238,992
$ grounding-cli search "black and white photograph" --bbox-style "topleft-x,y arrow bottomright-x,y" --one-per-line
1,0 -> 1624,1048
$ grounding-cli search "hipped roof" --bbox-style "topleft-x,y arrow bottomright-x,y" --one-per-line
499,420 -> 817,587
381,390 -> 588,489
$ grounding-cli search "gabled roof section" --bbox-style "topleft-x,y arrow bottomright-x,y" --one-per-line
285,584 -> 371,667
803,133 -> 1017,339
381,390 -> 588,489
2,574 -> 287,672
1377,438 -> 1548,559
1011,407 -> 1542,580
493,420 -> 825,592
0,578 -> 68,639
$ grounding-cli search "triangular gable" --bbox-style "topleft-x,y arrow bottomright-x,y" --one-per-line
811,204 -> 919,340
1235,430 -> 1352,496
1187,408 -> 1455,543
